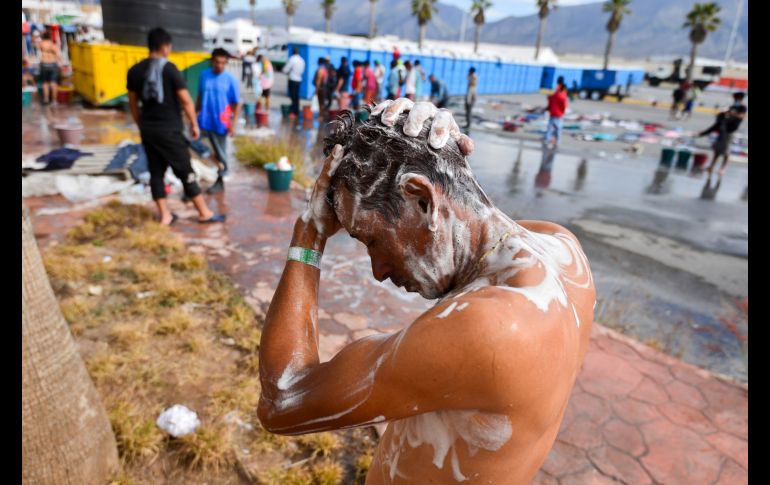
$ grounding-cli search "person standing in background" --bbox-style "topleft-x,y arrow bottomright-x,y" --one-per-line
325,62 -> 338,112
282,47 -> 306,118
386,60 -> 400,100
682,83 -> 700,121
256,55 -> 274,110
351,60 -> 364,110
429,74 -> 450,108
544,76 -> 567,149
196,48 -> 242,194
38,31 -> 61,105
242,49 -> 256,91
314,57 -> 329,120
465,67 -> 478,128
127,28 -> 225,225
404,60 -> 416,101
374,60 -> 386,102
414,60 -> 426,100
336,57 -> 351,97
363,60 -> 377,105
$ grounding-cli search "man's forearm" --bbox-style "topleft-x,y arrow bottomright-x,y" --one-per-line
231,103 -> 242,126
182,100 -> 198,129
259,219 -> 327,397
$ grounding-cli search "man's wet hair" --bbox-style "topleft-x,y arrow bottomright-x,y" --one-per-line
211,48 -> 230,59
148,27 -> 172,51
323,107 -> 493,223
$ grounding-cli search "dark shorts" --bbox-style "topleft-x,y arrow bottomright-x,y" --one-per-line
261,88 -> 271,98
140,129 -> 201,200
713,134 -> 733,156
39,63 -> 58,83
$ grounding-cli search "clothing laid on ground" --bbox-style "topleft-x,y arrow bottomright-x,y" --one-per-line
106,143 -> 149,181
127,58 -> 187,132
197,68 -> 240,136
35,148 -> 94,171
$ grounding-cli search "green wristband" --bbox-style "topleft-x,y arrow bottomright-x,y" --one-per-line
287,246 -> 323,269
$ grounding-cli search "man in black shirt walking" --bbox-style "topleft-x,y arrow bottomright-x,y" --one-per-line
126,27 -> 225,225
698,103 -> 747,177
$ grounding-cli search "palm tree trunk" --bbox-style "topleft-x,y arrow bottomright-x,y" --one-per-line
603,30 -> 615,70
687,42 -> 698,84
369,2 -> 377,38
22,206 -> 119,484
251,4 -> 256,25
535,17 -> 545,60
325,17 -> 331,33
287,14 -> 293,32
419,23 -> 426,49
474,24 -> 480,53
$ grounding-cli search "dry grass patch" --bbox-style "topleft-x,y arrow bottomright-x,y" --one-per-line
234,136 -> 315,188
42,202 -> 373,483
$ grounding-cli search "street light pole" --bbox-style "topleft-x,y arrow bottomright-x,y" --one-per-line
723,0 -> 744,68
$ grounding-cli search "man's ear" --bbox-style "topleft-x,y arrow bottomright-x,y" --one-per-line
398,173 -> 439,232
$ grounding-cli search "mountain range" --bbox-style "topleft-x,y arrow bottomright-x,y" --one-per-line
217,0 -> 747,62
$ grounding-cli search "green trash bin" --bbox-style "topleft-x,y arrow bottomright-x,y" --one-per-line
264,163 -> 293,192
356,110 -> 370,122
676,149 -> 692,170
22,89 -> 33,107
281,104 -> 292,117
660,148 -> 676,168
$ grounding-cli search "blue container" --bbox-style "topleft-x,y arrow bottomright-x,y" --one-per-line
264,162 -> 293,192
244,102 -> 256,124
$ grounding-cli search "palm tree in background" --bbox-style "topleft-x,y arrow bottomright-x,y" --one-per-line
322,0 -> 336,33
215,0 -> 228,23
22,207 -> 120,484
684,2 -> 721,84
412,0 -> 438,49
369,0 -> 378,38
249,0 -> 257,26
602,0 -> 632,70
471,0 -> 492,54
534,0 -> 557,61
283,0 -> 299,32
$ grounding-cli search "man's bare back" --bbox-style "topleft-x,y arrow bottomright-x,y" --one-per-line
366,219 -> 595,483
258,101 -> 595,484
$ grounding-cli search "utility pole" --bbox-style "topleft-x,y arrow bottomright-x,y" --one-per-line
723,0 -> 744,68
459,10 -> 467,43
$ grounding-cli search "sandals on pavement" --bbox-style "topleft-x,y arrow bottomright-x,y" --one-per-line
198,213 -> 226,224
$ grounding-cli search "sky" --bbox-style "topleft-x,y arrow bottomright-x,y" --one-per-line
201,0 -> 602,21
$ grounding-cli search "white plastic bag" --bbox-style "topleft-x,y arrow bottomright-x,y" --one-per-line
156,404 -> 201,437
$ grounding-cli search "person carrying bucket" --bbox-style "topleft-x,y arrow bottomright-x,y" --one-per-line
196,47 -> 242,194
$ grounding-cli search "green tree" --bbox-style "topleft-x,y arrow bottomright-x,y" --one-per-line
322,0 -> 336,33
283,0 -> 299,32
215,0 -> 228,23
535,0 -> 557,61
412,0 -> 438,49
602,0 -> 632,70
369,0 -> 378,38
684,2 -> 722,83
471,0 -> 492,54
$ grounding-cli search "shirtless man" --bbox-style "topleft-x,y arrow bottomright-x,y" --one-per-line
258,98 -> 596,484
38,31 -> 62,105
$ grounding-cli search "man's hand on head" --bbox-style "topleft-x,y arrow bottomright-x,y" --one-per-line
299,144 -> 345,241
372,98 -> 475,156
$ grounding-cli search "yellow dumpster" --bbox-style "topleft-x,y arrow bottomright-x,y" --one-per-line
70,42 -> 210,107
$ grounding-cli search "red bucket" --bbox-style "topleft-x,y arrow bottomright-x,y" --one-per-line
56,88 -> 73,105
256,111 -> 269,127
302,105 -> 314,120
693,152 -> 709,169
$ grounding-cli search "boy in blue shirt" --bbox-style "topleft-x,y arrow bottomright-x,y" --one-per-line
196,48 -> 242,194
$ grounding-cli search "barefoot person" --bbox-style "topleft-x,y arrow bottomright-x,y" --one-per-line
127,28 -> 225,225
258,98 -> 596,484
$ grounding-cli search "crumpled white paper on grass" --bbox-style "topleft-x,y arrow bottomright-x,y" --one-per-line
156,404 -> 201,437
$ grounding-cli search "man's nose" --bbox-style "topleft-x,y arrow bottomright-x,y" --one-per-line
371,258 -> 393,283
